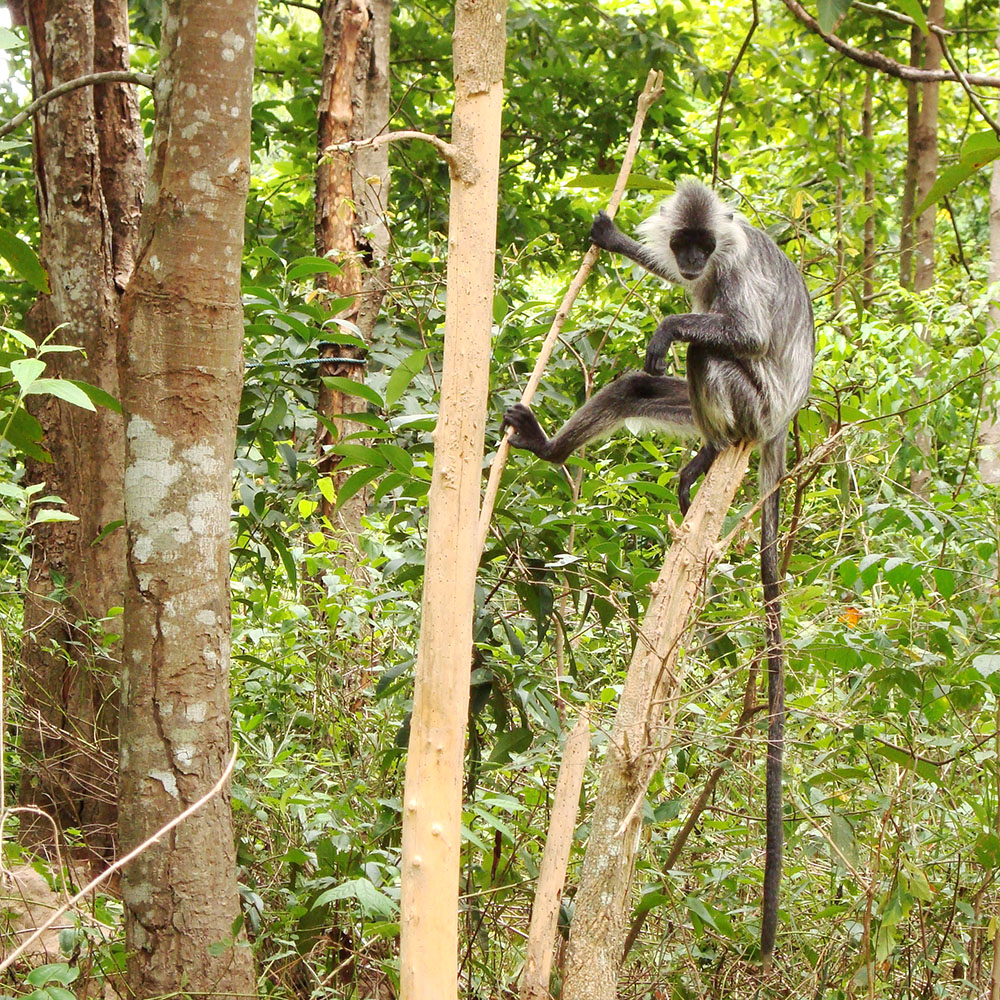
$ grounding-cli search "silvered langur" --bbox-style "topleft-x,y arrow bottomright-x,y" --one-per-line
502,180 -> 815,969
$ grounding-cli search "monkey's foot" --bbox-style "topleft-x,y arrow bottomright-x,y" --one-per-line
502,403 -> 548,457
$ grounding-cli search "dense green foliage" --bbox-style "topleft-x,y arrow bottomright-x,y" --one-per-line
3,0 -> 1000,997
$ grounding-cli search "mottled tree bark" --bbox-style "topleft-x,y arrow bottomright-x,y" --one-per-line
116,2 -> 257,994
398,2 -> 507,998
315,0 -> 391,539
13,0 -> 144,866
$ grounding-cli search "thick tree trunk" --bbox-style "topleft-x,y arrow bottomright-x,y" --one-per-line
14,0 -> 143,866
116,2 -> 257,995
315,0 -> 391,539
561,445 -> 753,1000
398,3 -> 507,998
914,0 -> 944,291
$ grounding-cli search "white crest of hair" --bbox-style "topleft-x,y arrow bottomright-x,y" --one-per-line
636,179 -> 748,290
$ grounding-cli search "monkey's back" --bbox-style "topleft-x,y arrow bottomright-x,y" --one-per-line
687,223 -> 814,449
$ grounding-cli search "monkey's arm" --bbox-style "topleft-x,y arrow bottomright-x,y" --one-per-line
645,312 -> 768,375
503,373 -> 695,464
590,211 -> 677,282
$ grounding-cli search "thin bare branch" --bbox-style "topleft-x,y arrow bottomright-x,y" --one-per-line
0,70 -> 154,140
476,69 -> 666,554
324,129 -> 459,168
712,0 -> 759,185
781,0 -> 1000,87
0,748 -> 239,973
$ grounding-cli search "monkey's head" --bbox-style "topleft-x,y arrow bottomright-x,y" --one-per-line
669,227 -> 717,281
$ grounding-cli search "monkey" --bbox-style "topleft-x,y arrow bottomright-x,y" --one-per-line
502,180 -> 814,969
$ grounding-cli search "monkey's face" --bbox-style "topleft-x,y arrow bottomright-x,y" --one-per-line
670,228 -> 716,281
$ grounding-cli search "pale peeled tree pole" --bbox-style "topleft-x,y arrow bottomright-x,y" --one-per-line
398,2 -> 508,999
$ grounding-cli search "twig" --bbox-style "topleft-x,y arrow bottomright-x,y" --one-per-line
712,0 -> 759,185
475,69 -> 666,555
853,1 -> 952,34
324,129 -> 459,168
935,31 -> 1000,134
782,0 -> 1000,87
0,747 -> 239,973
0,70 -> 154,140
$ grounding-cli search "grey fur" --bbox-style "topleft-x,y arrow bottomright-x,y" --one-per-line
503,180 -> 815,968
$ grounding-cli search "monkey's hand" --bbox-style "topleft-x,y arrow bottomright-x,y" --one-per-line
502,403 -> 548,457
644,317 -> 681,375
589,210 -> 619,250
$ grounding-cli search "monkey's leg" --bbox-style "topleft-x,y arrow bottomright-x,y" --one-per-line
758,433 -> 786,970
677,442 -> 719,514
503,373 -> 693,464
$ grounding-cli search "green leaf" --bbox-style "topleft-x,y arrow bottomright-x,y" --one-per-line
24,378 -> 96,410
317,477 -> 336,504
0,229 -> 49,292
31,509 -> 80,525
25,964 -> 78,987
488,727 -> 532,764
2,407 -> 49,461
10,358 -> 46,391
384,349 -> 431,408
93,520 -> 124,545
973,654 -> 1000,678
567,172 -> 672,192
831,812 -> 859,868
0,26 -> 24,49
285,256 -> 343,281
333,465 -> 383,512
319,375 -> 383,409
916,132 -> 1000,214
872,742 -> 942,784
817,0 -> 852,33
893,0 -> 927,33
933,567 -> 955,599
67,380 -> 121,413
313,878 -> 396,918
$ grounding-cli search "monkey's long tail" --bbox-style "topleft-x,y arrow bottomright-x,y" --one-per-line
759,435 -> 786,972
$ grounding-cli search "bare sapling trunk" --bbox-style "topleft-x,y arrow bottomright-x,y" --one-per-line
914,0 -> 945,291
900,28 -> 921,288
398,3 -> 508,999
116,1 -> 257,995
980,28 -> 1000,486
862,75 -> 875,307
14,0 -> 144,865
561,444 -> 753,1000
315,0 -> 391,541
520,710 -> 590,1000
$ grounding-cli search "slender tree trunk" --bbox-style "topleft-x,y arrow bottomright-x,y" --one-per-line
315,0 -> 391,540
900,28 -> 921,288
398,3 -> 507,998
562,445 -> 753,1000
914,0 -> 944,291
979,27 -> 1000,484
520,711 -> 590,1000
12,0 -> 143,867
863,74 -> 876,307
116,2 -> 257,994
